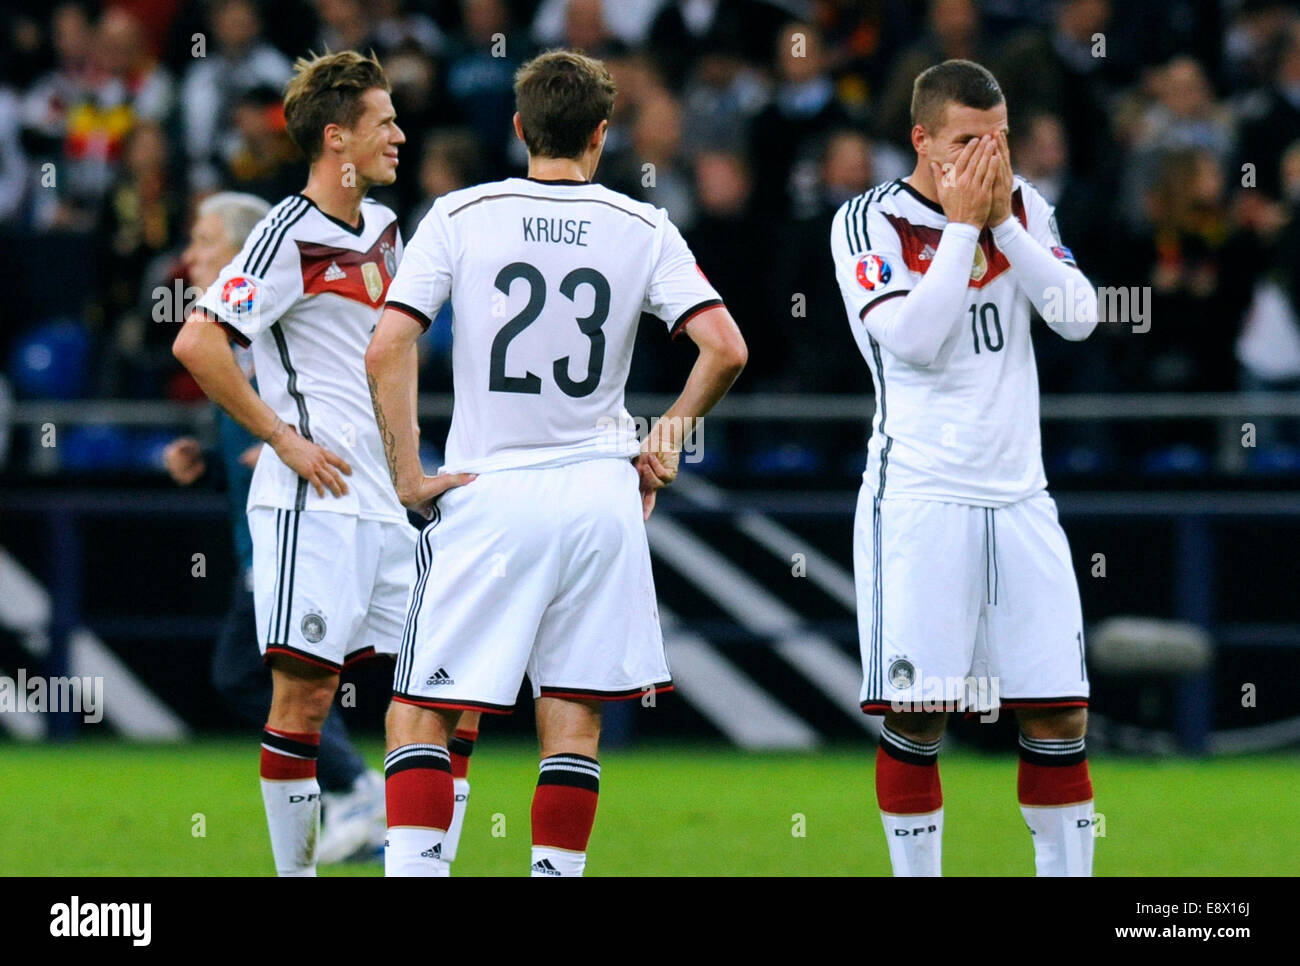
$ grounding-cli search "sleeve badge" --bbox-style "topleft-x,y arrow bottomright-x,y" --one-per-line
856,253 -> 892,291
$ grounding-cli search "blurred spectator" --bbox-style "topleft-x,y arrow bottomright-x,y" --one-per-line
314,0 -> 376,54
407,127 -> 483,231
1120,56 -> 1235,230
1009,109 -> 1104,274
774,128 -> 875,395
370,0 -> 447,57
1119,148 -> 1261,394
992,0 -> 1127,178
0,82 -> 28,227
532,0 -> 662,50
382,40 -> 459,215
180,0 -> 292,192
875,0 -> 992,148
748,21 -> 852,218
1236,186 -> 1300,449
1237,138 -> 1300,403
97,7 -> 174,124
1224,2 -> 1298,93
647,0 -> 791,92
23,2 -> 166,230
601,48 -> 668,162
678,50 -> 767,158
1237,20 -> 1300,202
685,150 -> 781,388
219,86 -> 302,203
606,91 -> 695,229
445,0 -> 527,176
101,120 -> 184,396
556,0 -> 616,55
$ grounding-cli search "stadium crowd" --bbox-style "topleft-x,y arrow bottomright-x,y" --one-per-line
3,0 -> 1300,476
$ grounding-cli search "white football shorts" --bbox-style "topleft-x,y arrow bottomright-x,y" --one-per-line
392,457 -> 672,713
855,489 -> 1089,714
248,507 -> 417,671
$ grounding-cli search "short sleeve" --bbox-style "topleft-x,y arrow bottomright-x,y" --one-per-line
830,197 -> 913,327
1020,180 -> 1078,268
193,201 -> 307,346
385,199 -> 453,330
642,215 -> 723,340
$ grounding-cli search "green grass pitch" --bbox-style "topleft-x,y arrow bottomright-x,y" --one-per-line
1,739 -> 1295,876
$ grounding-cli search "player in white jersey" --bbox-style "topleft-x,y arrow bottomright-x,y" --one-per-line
173,52 -> 439,876
830,60 -> 1100,876
366,50 -> 746,877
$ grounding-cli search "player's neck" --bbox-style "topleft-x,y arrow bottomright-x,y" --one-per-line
301,164 -> 367,228
905,164 -> 940,206
527,155 -> 590,183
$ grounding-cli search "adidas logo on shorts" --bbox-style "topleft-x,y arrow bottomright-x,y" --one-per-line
421,843 -> 442,860
425,667 -> 454,686
531,858 -> 561,876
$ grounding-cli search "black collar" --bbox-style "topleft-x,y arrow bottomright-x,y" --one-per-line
524,176 -> 589,186
897,178 -> 945,216
297,193 -> 366,236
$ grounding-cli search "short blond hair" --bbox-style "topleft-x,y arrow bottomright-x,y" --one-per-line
283,50 -> 389,162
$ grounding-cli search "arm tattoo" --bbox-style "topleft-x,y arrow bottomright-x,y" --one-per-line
367,370 -> 402,486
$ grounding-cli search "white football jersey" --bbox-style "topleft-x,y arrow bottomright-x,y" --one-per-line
386,177 -> 722,474
831,176 -> 1078,507
195,193 -> 406,522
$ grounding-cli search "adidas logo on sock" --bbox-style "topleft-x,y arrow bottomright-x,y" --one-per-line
421,842 -> 442,860
425,667 -> 454,686
531,858 -> 561,876
323,261 -> 347,282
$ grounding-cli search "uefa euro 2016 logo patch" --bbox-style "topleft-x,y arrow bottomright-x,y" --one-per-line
856,253 -> 891,291
221,276 -> 258,315
1050,245 -> 1077,266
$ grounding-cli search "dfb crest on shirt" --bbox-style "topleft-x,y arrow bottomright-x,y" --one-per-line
855,253 -> 891,291
381,239 -> 398,277
221,276 -> 258,315
301,612 -> 326,643
361,262 -> 384,303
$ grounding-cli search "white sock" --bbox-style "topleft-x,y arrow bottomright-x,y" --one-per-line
531,846 -> 585,877
442,778 -> 470,864
261,777 -> 320,877
385,827 -> 450,877
1022,801 -> 1095,876
880,807 -> 944,877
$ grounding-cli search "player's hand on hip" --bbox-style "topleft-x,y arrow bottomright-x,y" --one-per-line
163,437 -> 205,486
271,425 -> 353,498
987,130 -> 1014,227
635,451 -> 676,521
400,472 -> 477,518
931,134 -> 998,228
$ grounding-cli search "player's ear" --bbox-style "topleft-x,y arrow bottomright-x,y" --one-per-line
590,119 -> 608,152
323,121 -> 345,155
512,113 -> 525,143
911,124 -> 928,158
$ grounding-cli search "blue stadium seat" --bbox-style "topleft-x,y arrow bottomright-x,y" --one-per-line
8,320 -> 91,399
60,425 -> 132,471
1141,444 -> 1210,475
